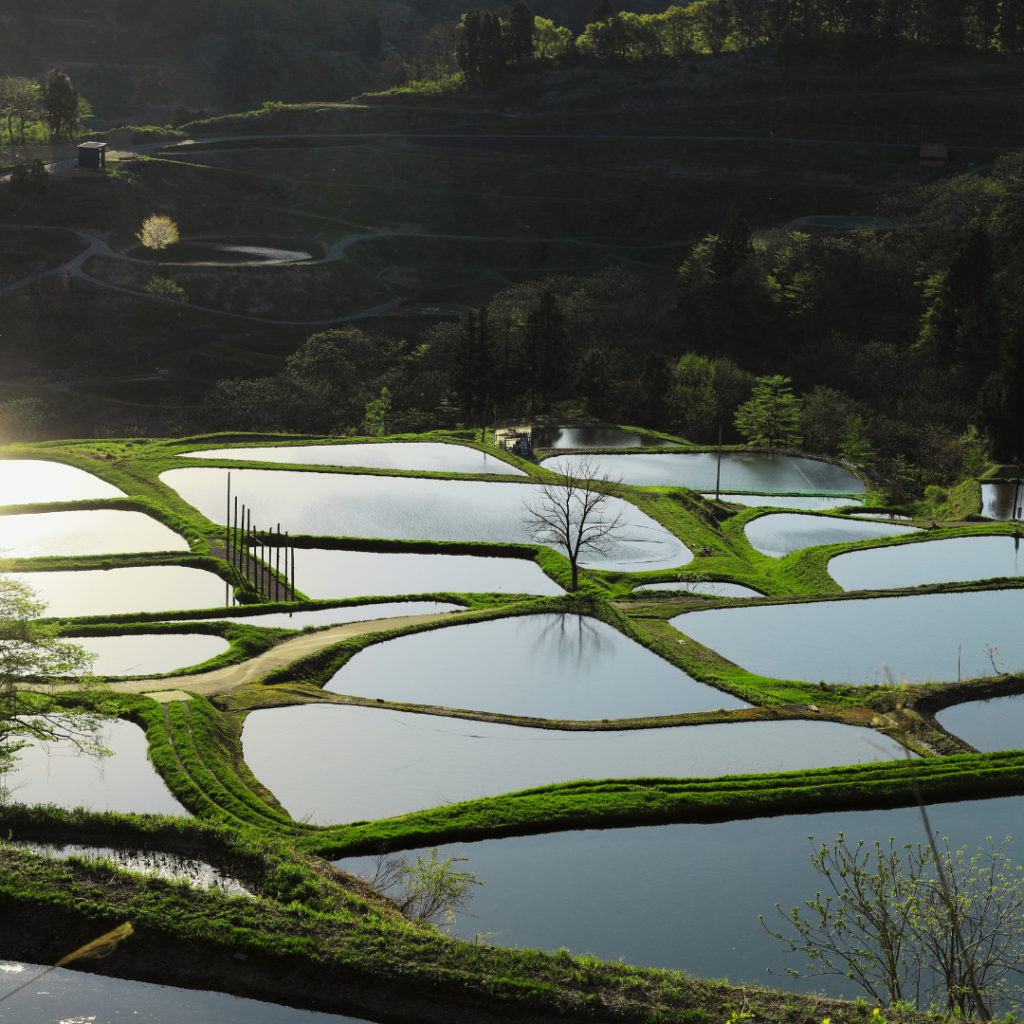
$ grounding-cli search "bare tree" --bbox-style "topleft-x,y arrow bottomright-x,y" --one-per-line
522,455 -> 625,591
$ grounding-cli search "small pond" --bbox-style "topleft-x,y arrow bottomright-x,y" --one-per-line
11,566 -> 229,619
0,458 -> 123,505
745,513 -> 918,557
182,441 -> 526,475
180,601 -> 462,631
674,589 -> 1024,684
716,493 -> 860,511
533,427 -> 679,448
633,581 -> 762,597
0,960 -> 366,1023
12,842 -> 249,894
75,632 -> 230,677
161,468 -> 691,571
243,704 -> 908,825
288,548 -> 563,599
128,238 -> 312,265
336,794 -> 1024,997
325,613 -> 747,719
936,694 -> 1024,752
829,535 -> 1024,591
2,718 -> 186,816
982,482 -> 1022,520
541,451 -> 864,492
0,508 -> 188,557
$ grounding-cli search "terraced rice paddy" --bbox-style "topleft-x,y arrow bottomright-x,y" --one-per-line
243,704 -> 906,825
9,566 -> 230,619
674,589 -> 1024,684
0,459 -> 123,504
0,509 -> 188,557
829,535 -> 1024,590
182,441 -> 526,475
337,794 -> 1024,990
161,467 -> 691,570
77,633 -> 231,676
179,601 -> 462,630
288,548 -> 563,598
5,718 -> 185,815
325,613 -> 747,719
541,452 -> 864,492
745,513 -> 917,557
936,695 -> 1024,752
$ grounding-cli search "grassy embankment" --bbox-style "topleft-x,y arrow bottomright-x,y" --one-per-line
0,805 -> 964,1024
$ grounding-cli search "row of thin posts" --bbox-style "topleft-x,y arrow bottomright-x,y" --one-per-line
226,472 -> 296,601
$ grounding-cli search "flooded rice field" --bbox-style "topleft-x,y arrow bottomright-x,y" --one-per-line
936,694 -> 1024,752
337,794 -> 1024,996
675,589 -> 1024,684
0,960 -> 365,1023
717,493 -> 860,510
324,613 -> 748,720
288,548 -> 563,599
182,441 -> 526,476
179,601 -> 463,630
633,581 -> 763,597
829,535 -> 1024,590
2,718 -> 186,815
745,513 -> 917,557
161,468 -> 691,571
532,427 -> 679,448
11,566 -> 229,619
12,842 -> 249,894
76,632 -> 230,676
0,508 -> 188,557
541,452 -> 864,492
982,482 -> 1022,520
243,704 -> 909,825
0,459 -> 123,504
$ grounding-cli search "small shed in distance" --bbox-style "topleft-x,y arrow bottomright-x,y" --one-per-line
919,141 -> 948,167
77,142 -> 107,170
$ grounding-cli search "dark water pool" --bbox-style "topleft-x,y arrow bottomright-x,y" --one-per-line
337,794 -> 1024,995
982,482 -> 1023,520
128,238 -> 311,265
324,613 -> 748,720
674,589 -> 1024,685
829,535 -> 1024,591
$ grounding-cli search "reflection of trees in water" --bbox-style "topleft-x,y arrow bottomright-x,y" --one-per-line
529,613 -> 617,680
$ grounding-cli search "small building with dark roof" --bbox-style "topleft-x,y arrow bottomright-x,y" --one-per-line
919,141 -> 948,167
77,141 -> 107,170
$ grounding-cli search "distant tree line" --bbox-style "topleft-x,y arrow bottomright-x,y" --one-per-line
393,0 -> 1024,90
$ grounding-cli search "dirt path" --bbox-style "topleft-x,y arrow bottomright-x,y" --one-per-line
106,609 -> 472,702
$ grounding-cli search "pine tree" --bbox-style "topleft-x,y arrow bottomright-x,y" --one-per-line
506,1 -> 536,61
449,307 -> 493,422
589,0 -> 614,24
524,289 -> 566,413
734,374 -> 802,449
710,206 -> 754,281
29,158 -> 48,196
41,68 -> 80,141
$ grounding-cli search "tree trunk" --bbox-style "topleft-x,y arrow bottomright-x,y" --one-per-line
569,560 -> 578,592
